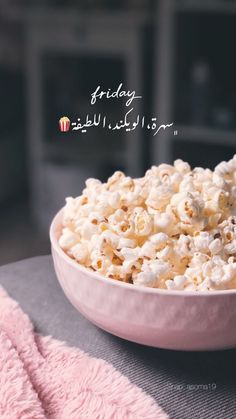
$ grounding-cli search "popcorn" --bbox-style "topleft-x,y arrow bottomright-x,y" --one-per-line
174,159 -> 191,175
133,208 -> 153,236
124,185 -> 144,207
133,259 -> 171,287
91,256 -> 110,273
59,155 -> 236,291
71,243 -> 89,264
194,232 -> 212,253
153,211 -> 178,235
209,238 -> 223,255
208,262 -> 236,290
140,241 -> 157,259
96,202 -> 113,217
176,234 -> 193,254
166,275 -> 188,291
107,171 -> 125,190
118,237 -> 136,249
133,271 -> 157,287
59,228 -> 79,250
80,221 -> 99,240
189,252 -> 210,267
150,232 -> 169,249
113,220 -> 134,237
224,241 -> 236,255
108,192 -> 121,209
101,230 -> 120,249
149,259 -> 171,277
156,245 -> 174,262
185,266 -> 204,288
146,184 -> 173,211
119,247 -> 140,262
172,192 -> 204,225
62,197 -> 81,226
122,259 -> 142,275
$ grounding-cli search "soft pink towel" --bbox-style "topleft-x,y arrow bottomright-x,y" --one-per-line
0,287 -> 168,419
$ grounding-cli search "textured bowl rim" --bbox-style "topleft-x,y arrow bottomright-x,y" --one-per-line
50,208 -> 236,297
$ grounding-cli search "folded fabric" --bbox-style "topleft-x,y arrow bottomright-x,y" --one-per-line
0,287 -> 168,419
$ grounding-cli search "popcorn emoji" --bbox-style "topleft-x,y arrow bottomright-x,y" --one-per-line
59,116 -> 70,132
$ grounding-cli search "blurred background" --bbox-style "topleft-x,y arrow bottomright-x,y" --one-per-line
0,0 -> 236,265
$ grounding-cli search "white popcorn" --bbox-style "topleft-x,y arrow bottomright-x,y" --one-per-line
158,163 -> 176,177
170,172 -> 183,191
133,208 -> 153,236
185,266 -> 204,286
124,185 -> 144,206
80,221 -> 99,240
202,256 -> 224,277
156,245 -> 174,262
71,243 -> 89,264
148,259 -> 171,277
88,212 -> 104,225
178,178 -> 195,193
224,241 -> 236,255
174,159 -> 191,175
120,176 -> 134,189
184,283 -> 197,291
108,209 -> 126,226
174,193 -> 203,223
90,250 -> 111,272
153,211 -> 177,235
107,171 -> 125,190
176,235 -> 193,257
118,237 -> 136,249
89,234 -> 104,252
209,262 -> 236,290
150,232 -> 169,249
133,271 -> 157,287
106,264 -> 123,280
85,178 -> 102,189
58,228 -> 79,250
146,185 -> 173,211
101,230 -> 120,249
113,220 -> 134,237
120,246 -> 140,262
140,241 -> 157,259
194,232 -> 212,253
122,259 -> 142,275
108,192 -> 121,209
212,173 -> 226,189
165,275 -> 188,291
62,197 -> 81,226
190,252 -> 210,267
223,263 -> 236,282
77,203 -> 94,217
209,238 -> 223,255
96,202 -> 112,217
213,189 -> 229,210
58,155 -> 236,291
215,157 -> 236,184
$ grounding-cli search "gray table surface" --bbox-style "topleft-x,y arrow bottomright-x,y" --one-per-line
0,255 -> 235,419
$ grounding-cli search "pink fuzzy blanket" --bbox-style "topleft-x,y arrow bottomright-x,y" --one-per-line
0,287 -> 168,419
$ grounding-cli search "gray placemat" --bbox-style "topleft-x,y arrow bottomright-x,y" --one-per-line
0,255 -> 235,419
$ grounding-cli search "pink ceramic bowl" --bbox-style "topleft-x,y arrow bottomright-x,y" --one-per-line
50,209 -> 236,351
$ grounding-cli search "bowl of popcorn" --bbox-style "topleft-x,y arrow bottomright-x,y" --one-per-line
50,156 -> 236,351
